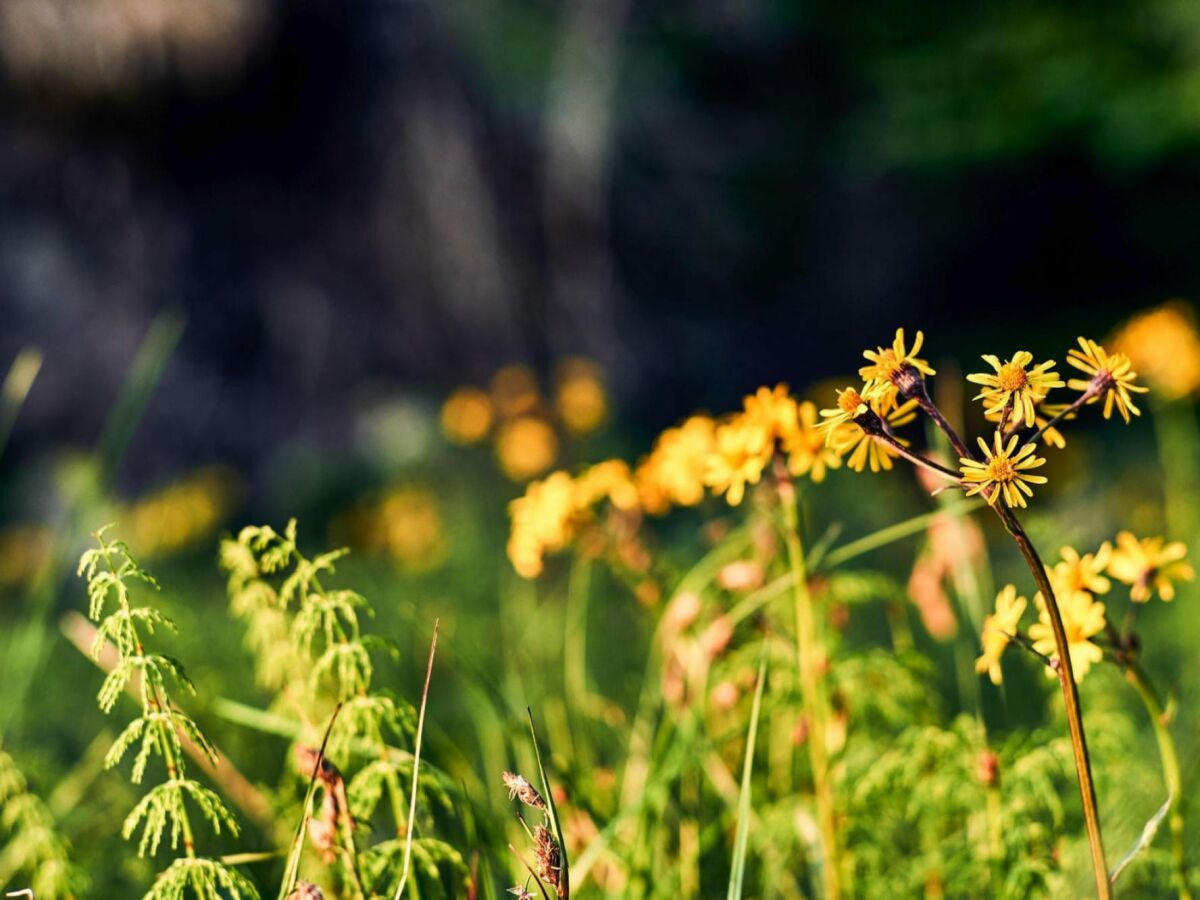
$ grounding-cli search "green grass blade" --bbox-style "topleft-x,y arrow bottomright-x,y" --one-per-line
277,702 -> 343,900
727,646 -> 769,900
0,347 -> 41,459
527,707 -> 569,899
818,497 -> 982,570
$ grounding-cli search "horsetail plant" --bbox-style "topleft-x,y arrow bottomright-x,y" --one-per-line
220,520 -> 465,898
78,525 -> 258,899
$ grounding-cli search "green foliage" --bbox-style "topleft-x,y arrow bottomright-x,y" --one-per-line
0,749 -> 89,898
79,527 -> 257,899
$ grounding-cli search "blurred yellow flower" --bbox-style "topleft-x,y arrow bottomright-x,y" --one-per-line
491,364 -> 542,419
556,358 -> 608,436
858,328 -> 935,411
496,416 -> 559,481
959,433 -> 1047,509
966,351 -> 1063,426
507,471 -> 578,578
1111,301 -> 1200,400
783,400 -> 841,482
1050,543 -> 1112,596
441,386 -> 494,445
975,585 -> 1027,685
1066,337 -> 1149,423
742,383 -> 797,442
123,467 -> 237,558
828,398 -> 919,473
0,524 -> 50,587
638,415 -> 716,510
378,487 -> 447,572
1107,531 -> 1195,602
704,413 -> 771,505
1029,590 -> 1106,683
575,459 -> 640,511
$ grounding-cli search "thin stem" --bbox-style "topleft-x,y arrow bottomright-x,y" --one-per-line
774,459 -> 841,900
1022,388 -> 1097,448
911,385 -> 1111,898
993,503 -> 1110,898
872,432 -> 963,482
393,619 -> 440,900
1125,662 -> 1191,900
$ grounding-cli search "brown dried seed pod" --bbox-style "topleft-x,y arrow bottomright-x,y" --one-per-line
502,771 -> 546,810
533,824 -> 564,897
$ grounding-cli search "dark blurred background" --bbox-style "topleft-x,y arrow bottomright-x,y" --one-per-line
1,0 -> 1197,489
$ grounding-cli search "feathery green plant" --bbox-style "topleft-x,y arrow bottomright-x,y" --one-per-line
0,748 -> 89,898
220,520 -> 466,898
79,525 -> 258,899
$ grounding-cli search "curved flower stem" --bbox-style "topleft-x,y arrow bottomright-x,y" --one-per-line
872,432 -> 963,483
774,459 -> 841,899
1124,661 -> 1191,900
993,499 -> 1111,898
1021,387 -> 1098,448
906,383 -> 1111,897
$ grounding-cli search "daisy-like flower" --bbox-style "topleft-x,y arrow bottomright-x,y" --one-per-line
637,415 -> 716,510
858,328 -> 936,411
782,400 -> 842,482
1050,543 -> 1112,596
975,584 -> 1028,685
742,383 -> 797,443
828,398 -> 919,473
1065,337 -> 1149,423
1107,531 -> 1195,602
967,352 -> 1064,427
959,433 -> 1048,508
818,386 -> 872,433
704,413 -> 772,505
1029,589 -> 1106,683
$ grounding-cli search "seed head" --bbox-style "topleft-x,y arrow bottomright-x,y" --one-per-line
503,771 -> 546,810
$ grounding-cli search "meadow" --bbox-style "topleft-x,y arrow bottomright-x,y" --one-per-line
3,305 -> 1200,898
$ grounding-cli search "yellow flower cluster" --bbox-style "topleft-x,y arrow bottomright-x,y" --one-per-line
331,486 -> 448,573
507,384 -> 845,576
974,535 -> 1193,684
1111,301 -> 1200,401
441,359 -> 611,482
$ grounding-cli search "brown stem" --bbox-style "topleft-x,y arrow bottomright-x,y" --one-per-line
908,382 -> 1111,897
993,502 -> 1110,898
1021,387 -> 1097,448
872,432 -> 963,483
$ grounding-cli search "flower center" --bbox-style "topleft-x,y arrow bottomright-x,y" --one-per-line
875,349 -> 901,378
996,362 -> 1028,393
837,389 -> 864,415
986,456 -> 1017,483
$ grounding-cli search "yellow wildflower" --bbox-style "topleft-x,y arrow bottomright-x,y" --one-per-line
704,413 -> 772,505
959,433 -> 1047,509
1107,531 -> 1195,602
975,585 -> 1027,685
639,415 -> 716,509
742,383 -> 797,443
966,352 -> 1063,427
1065,337 -> 1149,423
858,328 -> 936,410
828,398 -> 919,473
782,400 -> 842,482
1111,301 -> 1200,400
1029,590 -> 1106,683
984,404 -> 1068,449
819,386 -> 872,433
496,417 -> 559,481
441,387 -> 494,444
1050,543 -> 1112,596
555,358 -> 608,435
575,459 -> 640,511
507,471 -> 578,578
